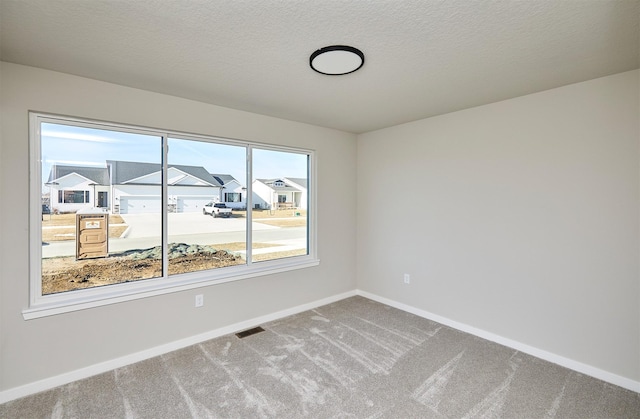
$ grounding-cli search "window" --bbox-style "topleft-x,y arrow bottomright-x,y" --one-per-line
59,190 -> 90,204
224,192 -> 242,202
27,113 -> 317,319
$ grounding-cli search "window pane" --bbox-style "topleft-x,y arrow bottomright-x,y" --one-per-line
167,137 -> 247,275
225,192 -> 241,203
41,122 -> 162,295
61,190 -> 89,203
251,148 -> 308,262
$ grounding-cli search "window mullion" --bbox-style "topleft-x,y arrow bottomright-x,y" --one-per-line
162,134 -> 169,278
246,146 -> 253,265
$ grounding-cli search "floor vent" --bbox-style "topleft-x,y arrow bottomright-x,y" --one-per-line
235,326 -> 265,339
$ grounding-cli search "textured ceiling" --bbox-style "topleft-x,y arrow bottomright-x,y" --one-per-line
1,0 -> 638,133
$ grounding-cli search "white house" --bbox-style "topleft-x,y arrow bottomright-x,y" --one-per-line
284,177 -> 307,210
108,160 -> 222,214
45,165 -> 110,214
46,161 -> 244,214
210,173 -> 246,209
252,178 -> 307,210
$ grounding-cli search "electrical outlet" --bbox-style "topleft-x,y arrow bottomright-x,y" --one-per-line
404,274 -> 410,284
195,294 -> 204,307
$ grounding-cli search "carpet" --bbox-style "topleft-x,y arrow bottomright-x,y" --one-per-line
1,296 -> 639,418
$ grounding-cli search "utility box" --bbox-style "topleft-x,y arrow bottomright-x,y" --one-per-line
76,208 -> 109,260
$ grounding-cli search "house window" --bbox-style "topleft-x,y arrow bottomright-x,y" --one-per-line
224,192 -> 242,202
27,112 -> 317,319
58,190 -> 90,204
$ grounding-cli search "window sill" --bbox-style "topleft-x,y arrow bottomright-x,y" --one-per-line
23,257 -> 320,320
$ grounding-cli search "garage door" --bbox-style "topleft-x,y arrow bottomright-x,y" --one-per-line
120,197 -> 161,214
177,197 -> 211,213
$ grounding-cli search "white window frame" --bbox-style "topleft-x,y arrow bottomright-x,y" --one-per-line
25,112 -> 318,320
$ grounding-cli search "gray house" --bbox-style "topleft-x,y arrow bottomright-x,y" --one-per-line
46,161 -> 242,214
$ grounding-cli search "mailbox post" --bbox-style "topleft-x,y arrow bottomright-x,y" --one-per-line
76,208 -> 109,260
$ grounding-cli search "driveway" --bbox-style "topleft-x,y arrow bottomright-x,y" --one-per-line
120,212 -> 278,239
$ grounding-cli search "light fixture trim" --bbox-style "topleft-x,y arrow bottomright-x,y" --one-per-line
310,45 -> 365,76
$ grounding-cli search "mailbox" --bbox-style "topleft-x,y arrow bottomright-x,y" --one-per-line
76,208 -> 109,260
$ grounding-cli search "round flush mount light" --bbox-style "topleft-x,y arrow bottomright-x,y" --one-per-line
310,45 -> 365,75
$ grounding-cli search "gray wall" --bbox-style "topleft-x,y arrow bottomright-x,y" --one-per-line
1,61 -> 638,395
0,62 -> 357,391
357,70 -> 640,382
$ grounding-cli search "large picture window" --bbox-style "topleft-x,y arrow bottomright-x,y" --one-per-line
59,190 -> 90,204
27,113 -> 317,318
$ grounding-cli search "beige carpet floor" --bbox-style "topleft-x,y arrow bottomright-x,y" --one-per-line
1,296 -> 639,418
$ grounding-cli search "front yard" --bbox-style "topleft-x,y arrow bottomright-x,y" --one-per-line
40,210 -> 308,294
42,213 -> 128,242
230,209 -> 308,227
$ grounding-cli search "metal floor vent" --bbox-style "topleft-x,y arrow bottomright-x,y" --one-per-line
235,326 -> 265,339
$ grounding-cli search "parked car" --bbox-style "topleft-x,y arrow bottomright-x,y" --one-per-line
203,202 -> 232,218
41,204 -> 51,220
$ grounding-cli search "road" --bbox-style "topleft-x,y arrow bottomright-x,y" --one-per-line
42,222 -> 307,258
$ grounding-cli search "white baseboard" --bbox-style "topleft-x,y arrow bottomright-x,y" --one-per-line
356,289 -> 640,393
0,290 -> 357,404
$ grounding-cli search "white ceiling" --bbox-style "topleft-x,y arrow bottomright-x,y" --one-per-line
1,1 -> 638,134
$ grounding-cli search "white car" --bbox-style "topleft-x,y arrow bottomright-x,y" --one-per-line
203,202 -> 232,218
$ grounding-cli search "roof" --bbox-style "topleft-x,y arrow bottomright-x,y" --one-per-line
209,174 -> 238,187
285,178 -> 307,189
107,160 -> 219,186
47,165 -> 109,184
48,161 -> 233,187
256,178 -> 303,193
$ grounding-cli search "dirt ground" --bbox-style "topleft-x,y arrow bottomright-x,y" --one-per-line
41,242 -> 305,295
42,250 -> 243,295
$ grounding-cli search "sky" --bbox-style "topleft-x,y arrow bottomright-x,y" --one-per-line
41,122 -> 308,187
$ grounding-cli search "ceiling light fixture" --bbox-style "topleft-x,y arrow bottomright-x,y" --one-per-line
310,45 -> 365,75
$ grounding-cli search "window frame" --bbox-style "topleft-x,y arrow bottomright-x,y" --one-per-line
26,112 -> 318,319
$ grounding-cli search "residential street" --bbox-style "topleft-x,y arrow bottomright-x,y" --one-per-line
42,213 -> 307,258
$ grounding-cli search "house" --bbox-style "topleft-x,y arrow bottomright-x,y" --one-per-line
45,164 -> 110,213
210,173 -> 246,209
108,160 -> 222,214
252,178 -> 307,210
1,1 -> 639,407
46,161 -> 241,214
